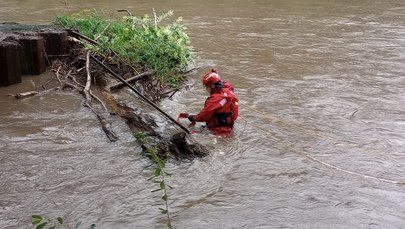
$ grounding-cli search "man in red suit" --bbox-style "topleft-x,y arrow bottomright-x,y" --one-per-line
188,69 -> 239,135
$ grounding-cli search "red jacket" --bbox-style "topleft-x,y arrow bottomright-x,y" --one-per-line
195,87 -> 239,135
223,80 -> 234,92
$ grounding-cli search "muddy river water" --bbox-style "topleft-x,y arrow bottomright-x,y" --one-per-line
1,0 -> 405,228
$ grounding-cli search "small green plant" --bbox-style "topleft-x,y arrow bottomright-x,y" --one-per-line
135,132 -> 173,229
31,215 -> 95,229
53,9 -> 195,87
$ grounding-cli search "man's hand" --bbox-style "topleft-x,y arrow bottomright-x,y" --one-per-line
188,115 -> 196,122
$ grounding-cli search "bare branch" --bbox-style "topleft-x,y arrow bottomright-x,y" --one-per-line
153,8 -> 157,28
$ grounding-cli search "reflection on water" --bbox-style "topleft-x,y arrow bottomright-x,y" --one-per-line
1,0 -> 405,228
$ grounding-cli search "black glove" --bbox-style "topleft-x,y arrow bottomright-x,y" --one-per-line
188,115 -> 196,122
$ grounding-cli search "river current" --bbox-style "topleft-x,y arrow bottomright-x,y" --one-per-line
1,0 -> 405,228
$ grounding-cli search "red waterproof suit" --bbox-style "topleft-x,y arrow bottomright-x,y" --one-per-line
194,87 -> 239,135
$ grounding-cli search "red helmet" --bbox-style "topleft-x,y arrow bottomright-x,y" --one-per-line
202,69 -> 220,87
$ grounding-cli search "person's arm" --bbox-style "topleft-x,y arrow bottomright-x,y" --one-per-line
191,96 -> 223,122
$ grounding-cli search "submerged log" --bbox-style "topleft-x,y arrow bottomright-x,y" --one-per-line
104,95 -> 209,159
0,41 -> 21,86
18,36 -> 46,75
110,101 -> 158,137
159,132 -> 210,159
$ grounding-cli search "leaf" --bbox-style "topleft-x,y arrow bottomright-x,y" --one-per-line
32,215 -> 43,220
36,222 -> 47,229
162,194 -> 168,201
159,208 -> 168,214
57,217 -> 64,225
32,219 -> 41,225
154,168 -> 161,177
158,160 -> 165,169
150,153 -> 159,163
88,223 -> 96,229
160,181 -> 165,189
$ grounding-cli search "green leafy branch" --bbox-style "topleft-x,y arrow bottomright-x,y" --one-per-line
31,215 -> 95,229
135,132 -> 173,229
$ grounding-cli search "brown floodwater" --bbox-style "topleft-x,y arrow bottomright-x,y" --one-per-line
1,0 -> 405,228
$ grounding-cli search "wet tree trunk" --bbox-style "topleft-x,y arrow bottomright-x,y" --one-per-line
38,30 -> 68,64
0,42 -> 21,86
19,36 -> 46,75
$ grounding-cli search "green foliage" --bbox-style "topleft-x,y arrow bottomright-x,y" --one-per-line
53,9 -> 195,87
134,131 -> 173,229
31,215 -> 95,229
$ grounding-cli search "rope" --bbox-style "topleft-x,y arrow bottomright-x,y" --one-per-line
238,103 -> 405,185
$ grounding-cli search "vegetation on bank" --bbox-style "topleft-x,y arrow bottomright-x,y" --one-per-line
53,9 -> 195,87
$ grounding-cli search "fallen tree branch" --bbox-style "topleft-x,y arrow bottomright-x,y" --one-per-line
61,82 -> 77,91
177,65 -> 200,74
84,103 -> 118,142
9,87 -> 64,99
109,70 -> 154,91
42,78 -> 54,90
55,66 -> 62,85
11,91 -> 39,99
67,73 -> 84,87
90,90 -> 108,112
167,90 -> 179,99
84,51 -> 92,104
80,51 -> 118,142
